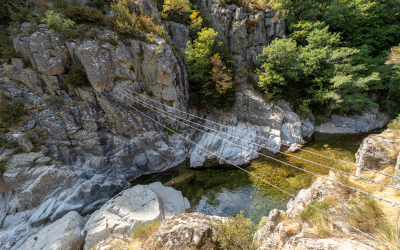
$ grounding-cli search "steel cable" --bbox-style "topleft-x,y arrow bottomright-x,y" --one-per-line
119,94 -> 399,250
123,88 -> 400,181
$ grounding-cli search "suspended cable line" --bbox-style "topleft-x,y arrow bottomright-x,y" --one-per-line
116,88 -> 400,192
116,88 -> 400,208
118,94 -> 399,250
122,88 -> 400,181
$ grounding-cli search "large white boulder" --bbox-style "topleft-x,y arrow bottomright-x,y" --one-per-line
83,182 -> 190,250
19,211 -> 86,250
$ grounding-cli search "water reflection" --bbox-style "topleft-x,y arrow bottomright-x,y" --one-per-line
131,132 -> 376,224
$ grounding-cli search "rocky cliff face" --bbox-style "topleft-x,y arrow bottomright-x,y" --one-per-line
0,19 -> 307,249
201,0 -> 286,68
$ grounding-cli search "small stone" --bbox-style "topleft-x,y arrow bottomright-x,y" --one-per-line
12,58 -> 25,68
24,119 -> 36,129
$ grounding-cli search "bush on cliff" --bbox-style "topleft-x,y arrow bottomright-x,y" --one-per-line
0,96 -> 25,128
41,10 -> 75,33
215,210 -> 258,250
161,0 -> 191,23
0,29 -> 19,63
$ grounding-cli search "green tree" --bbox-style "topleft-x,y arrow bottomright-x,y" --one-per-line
185,28 -> 236,109
323,47 -> 380,117
256,37 -> 303,96
282,0 -> 400,54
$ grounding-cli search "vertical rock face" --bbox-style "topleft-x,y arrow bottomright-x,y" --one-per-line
164,22 -> 190,56
203,0 -> 286,68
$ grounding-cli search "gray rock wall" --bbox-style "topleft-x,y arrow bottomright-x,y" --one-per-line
203,0 -> 286,68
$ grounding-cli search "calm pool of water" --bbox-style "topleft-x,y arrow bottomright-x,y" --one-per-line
131,132 -> 376,223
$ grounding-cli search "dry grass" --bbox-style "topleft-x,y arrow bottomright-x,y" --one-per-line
300,200 -> 337,237
130,220 -> 161,248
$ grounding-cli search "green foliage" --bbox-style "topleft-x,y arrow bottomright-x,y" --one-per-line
388,114 -> 400,130
323,47 -> 380,117
0,29 -> 19,63
282,0 -> 400,54
215,210 -> 258,250
163,121 -> 182,135
161,0 -> 191,23
102,34 -> 118,46
256,37 -> 302,96
28,132 -> 41,152
110,0 -> 139,38
64,65 -> 91,88
90,0 -> 112,10
7,0 -> 31,24
186,28 -> 237,110
44,96 -> 63,108
0,162 -> 6,175
62,6 -> 107,26
111,0 -> 166,38
41,10 -> 75,33
0,97 -> 25,128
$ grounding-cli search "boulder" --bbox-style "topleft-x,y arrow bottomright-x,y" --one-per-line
165,22 -> 190,56
315,109 -> 390,134
5,152 -> 43,170
5,131 -> 33,152
30,31 -> 69,75
74,40 -> 116,92
142,212 -> 223,250
83,182 -> 190,250
19,211 -> 86,250
355,133 -> 398,175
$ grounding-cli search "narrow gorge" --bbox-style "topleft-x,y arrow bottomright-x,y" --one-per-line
0,0 -> 399,249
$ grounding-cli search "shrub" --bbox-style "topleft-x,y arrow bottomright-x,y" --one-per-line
0,162 -> 6,175
103,34 -> 118,46
138,11 -> 167,38
161,0 -> 191,23
8,0 -> 31,24
28,132 -> 41,152
0,28 -> 19,63
388,114 -> 400,130
44,96 -> 63,108
90,0 -> 112,10
210,53 -> 232,94
185,28 -> 237,110
64,65 -> 91,88
0,97 -> 25,127
62,6 -> 106,26
215,211 -> 257,250
111,0 -> 140,38
188,10 -> 203,40
163,121 -> 182,135
41,10 -> 75,33
32,0 -> 51,19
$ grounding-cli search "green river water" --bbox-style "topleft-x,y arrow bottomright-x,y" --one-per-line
131,132 -> 376,224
